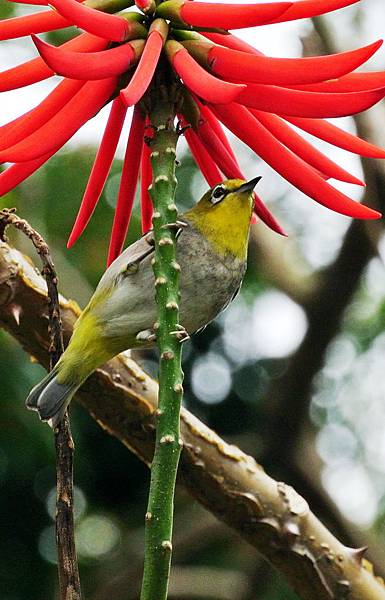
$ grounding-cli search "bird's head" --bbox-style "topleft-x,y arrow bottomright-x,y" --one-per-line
185,177 -> 261,260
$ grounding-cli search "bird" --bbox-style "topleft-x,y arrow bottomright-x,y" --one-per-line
26,177 -> 261,427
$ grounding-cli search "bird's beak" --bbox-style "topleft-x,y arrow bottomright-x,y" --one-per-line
237,176 -> 262,194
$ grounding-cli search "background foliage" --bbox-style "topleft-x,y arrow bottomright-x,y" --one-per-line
1,1 -> 385,598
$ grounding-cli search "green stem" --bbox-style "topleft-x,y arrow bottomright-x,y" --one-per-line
140,87 -> 183,600
85,0 -> 134,13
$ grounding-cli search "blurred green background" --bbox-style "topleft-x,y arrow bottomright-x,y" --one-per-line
1,1 -> 385,598
2,141 -> 385,599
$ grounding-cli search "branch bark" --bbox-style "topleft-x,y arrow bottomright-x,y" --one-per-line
0,210 -> 81,600
1,240 -> 385,600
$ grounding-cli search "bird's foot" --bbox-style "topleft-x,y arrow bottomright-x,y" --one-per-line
161,220 -> 188,232
170,324 -> 190,343
136,329 -> 157,343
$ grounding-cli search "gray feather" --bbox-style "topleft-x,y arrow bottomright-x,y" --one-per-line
26,366 -> 78,428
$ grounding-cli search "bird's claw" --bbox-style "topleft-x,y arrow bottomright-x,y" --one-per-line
170,325 -> 190,343
136,329 -> 156,343
161,220 -> 188,231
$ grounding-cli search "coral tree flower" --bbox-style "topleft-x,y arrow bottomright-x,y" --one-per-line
1,0 -> 385,264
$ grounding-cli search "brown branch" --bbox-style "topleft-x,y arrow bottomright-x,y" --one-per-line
1,240 -> 385,600
0,210 -> 82,600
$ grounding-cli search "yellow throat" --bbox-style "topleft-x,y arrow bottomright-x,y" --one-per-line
184,179 -> 255,260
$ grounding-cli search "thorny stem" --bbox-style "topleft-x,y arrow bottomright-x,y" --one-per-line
139,80 -> 183,600
0,209 -> 82,600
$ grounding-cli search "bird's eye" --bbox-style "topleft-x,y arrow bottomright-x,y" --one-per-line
210,184 -> 226,204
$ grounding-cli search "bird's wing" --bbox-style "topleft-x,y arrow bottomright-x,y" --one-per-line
96,233 -> 155,291
98,223 -> 187,291
118,221 -> 187,272
121,231 -> 155,271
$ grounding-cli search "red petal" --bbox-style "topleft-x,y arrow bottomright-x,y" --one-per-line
120,30 -> 162,106
0,79 -> 85,149
267,0 -> 360,23
0,151 -> 55,196
0,57 -> 52,93
251,110 -> 363,185
189,102 -> 286,235
67,97 -> 127,248
0,33 -> 107,92
195,118 -> 243,178
204,32 -> 262,56
32,34 -> 136,80
49,0 -> 129,42
289,71 -> 385,93
140,140 -> 153,234
7,0 -> 50,4
0,10 -> 70,41
204,31 -> 385,100
205,40 -> 382,85
8,0 -> 51,4
238,83 -> 385,118
136,0 -> 156,12
7,0 -> 83,3
108,107 -> 145,265
0,78 -> 116,163
212,103 -> 381,220
198,102 -> 238,165
180,117 -> 222,186
284,116 -> 385,159
169,44 -> 245,104
180,1 -> 292,29
253,193 -> 287,236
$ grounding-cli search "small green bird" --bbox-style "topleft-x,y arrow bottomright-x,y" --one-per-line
26,177 -> 260,427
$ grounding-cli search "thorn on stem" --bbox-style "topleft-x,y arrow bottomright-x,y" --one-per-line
155,276 -> 167,286
161,540 -> 172,552
160,434 -> 175,444
155,175 -> 169,184
171,261 -> 181,272
347,546 -> 368,566
159,237 -> 173,246
166,301 -> 179,310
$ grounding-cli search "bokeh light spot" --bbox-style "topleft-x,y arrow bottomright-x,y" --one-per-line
38,525 -> 57,565
191,353 -> 232,405
46,486 -> 87,522
76,514 -> 120,559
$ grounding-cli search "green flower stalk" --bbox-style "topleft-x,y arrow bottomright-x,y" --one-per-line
140,87 -> 183,600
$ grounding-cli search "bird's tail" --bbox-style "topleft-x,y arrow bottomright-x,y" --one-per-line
26,364 -> 80,429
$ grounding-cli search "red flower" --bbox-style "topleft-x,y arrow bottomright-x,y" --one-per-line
1,0 -> 384,264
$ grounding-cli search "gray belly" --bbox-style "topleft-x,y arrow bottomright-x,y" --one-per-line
177,229 -> 246,333
99,226 -> 246,341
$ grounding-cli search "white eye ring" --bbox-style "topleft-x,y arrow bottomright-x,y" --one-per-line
211,184 -> 226,204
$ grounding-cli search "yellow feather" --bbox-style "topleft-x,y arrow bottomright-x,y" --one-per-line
184,179 -> 254,260
56,310 -> 112,385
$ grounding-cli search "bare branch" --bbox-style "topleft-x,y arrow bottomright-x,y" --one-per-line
0,210 -> 82,600
1,240 -> 385,600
